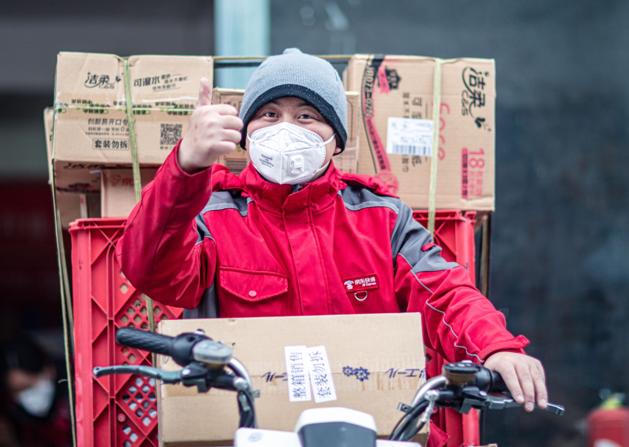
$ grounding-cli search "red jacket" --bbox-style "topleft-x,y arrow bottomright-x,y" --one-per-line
117,142 -> 529,445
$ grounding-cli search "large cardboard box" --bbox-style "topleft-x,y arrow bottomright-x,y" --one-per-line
157,313 -> 425,446
52,52 -> 213,185
344,55 -> 495,210
100,168 -> 158,217
211,88 -> 361,174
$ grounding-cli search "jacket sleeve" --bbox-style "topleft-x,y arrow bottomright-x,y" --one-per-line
115,141 -> 217,309
392,203 -> 529,363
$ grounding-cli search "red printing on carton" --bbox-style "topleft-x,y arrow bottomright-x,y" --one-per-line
438,103 -> 450,161
360,56 -> 398,193
461,147 -> 486,199
376,64 -> 391,94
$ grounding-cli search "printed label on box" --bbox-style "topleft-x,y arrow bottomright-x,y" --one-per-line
306,346 -> 337,403
132,72 -> 189,93
284,345 -> 337,403
386,117 -> 434,157
284,346 -> 311,402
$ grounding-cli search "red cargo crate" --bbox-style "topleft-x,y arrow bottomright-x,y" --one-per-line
70,219 -> 184,447
413,210 -> 479,447
413,210 -> 476,282
69,211 -> 476,446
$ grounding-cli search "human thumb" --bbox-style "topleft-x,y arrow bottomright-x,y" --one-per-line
197,77 -> 212,106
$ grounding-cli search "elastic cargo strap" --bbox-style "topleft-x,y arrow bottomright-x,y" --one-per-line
427,59 -> 443,235
50,156 -> 77,447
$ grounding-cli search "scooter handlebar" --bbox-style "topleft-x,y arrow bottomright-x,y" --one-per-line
116,327 -> 174,357
442,361 -> 507,393
475,366 -> 508,393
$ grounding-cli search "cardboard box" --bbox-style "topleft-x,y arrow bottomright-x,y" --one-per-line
211,88 -> 249,174
344,55 -> 495,210
45,107 -> 101,226
100,168 -> 158,217
54,191 -> 100,228
157,313 -> 425,446
44,107 -> 54,185
211,88 -> 361,174
52,52 -> 213,183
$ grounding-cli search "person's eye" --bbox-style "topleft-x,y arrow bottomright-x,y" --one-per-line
298,112 -> 318,120
262,110 -> 277,119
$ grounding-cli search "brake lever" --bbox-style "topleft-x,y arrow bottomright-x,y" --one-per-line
93,365 -> 183,384
483,394 -> 565,415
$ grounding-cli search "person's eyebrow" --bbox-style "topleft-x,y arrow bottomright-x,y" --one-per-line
258,100 -> 278,108
296,100 -> 315,108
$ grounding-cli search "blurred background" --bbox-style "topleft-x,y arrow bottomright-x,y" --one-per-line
0,0 -> 627,445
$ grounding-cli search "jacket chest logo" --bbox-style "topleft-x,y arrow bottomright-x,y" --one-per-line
343,274 -> 379,302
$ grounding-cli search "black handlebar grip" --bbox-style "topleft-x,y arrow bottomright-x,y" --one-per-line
487,369 -> 508,393
116,328 -> 174,356
467,365 -> 508,393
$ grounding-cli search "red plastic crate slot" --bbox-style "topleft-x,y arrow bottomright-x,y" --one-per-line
70,219 -> 183,447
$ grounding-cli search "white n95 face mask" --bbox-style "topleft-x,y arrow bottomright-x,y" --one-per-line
247,122 -> 335,185
17,378 -> 55,417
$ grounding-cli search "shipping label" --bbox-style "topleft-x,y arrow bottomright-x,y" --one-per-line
386,117 -> 434,157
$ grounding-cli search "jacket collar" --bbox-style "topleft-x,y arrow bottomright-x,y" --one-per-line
239,161 -> 342,214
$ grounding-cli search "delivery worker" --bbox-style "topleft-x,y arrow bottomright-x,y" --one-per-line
117,49 -> 547,446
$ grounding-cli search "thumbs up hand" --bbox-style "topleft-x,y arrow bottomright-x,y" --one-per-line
178,77 -> 243,173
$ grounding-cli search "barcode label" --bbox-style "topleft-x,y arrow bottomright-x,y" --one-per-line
387,117 -> 434,157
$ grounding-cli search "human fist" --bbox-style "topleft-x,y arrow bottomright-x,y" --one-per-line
178,77 -> 243,173
484,351 -> 548,412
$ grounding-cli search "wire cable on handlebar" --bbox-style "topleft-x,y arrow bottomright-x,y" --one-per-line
389,400 -> 430,441
237,390 -> 257,428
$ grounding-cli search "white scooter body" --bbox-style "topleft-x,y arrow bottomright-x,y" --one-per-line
235,408 -> 421,447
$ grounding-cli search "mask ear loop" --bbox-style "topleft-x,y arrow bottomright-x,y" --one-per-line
306,132 -> 336,180
322,133 -> 336,145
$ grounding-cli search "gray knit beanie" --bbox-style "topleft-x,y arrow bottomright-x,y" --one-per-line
240,48 -> 348,151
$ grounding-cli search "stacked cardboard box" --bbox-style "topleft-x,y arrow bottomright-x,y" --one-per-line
47,52 -> 214,224
47,52 -> 362,225
344,54 -> 495,210
48,52 -> 497,219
